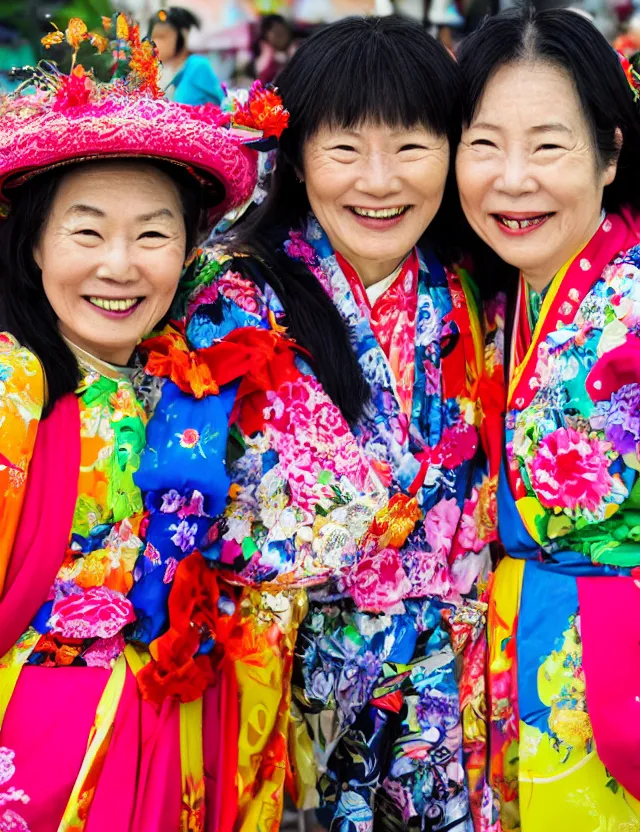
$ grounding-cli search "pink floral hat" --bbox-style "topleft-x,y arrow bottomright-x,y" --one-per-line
0,14 -> 289,223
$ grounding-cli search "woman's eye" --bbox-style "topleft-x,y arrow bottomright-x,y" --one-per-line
332,145 -> 356,152
399,144 -> 426,152
139,230 -> 168,239
537,143 -> 561,151
471,139 -> 496,148
76,229 -> 101,237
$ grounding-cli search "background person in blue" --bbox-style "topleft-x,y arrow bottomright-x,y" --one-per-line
149,7 -> 225,106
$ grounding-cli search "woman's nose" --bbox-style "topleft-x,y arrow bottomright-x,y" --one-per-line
495,153 -> 537,196
356,154 -> 402,197
95,241 -> 136,283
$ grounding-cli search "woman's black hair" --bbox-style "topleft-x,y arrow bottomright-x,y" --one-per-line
457,7 -> 640,213
230,15 -> 462,424
0,158 -> 207,417
149,7 -> 201,55
259,13 -> 291,38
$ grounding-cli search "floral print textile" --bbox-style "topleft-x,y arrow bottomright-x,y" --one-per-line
486,211 -> 640,832
0,339 -> 201,830
138,216 -> 498,831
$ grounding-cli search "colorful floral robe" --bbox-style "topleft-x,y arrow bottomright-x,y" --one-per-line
0,338 -> 214,832
137,215 -> 498,832
486,209 -> 640,832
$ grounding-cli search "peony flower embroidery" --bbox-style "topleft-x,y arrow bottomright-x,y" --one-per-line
177,490 -> 206,519
48,586 -> 136,640
348,547 -> 412,613
178,428 -> 200,449
83,633 -> 126,669
529,427 -> 613,512
425,497 -> 461,560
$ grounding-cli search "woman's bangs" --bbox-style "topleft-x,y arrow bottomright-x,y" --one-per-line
294,34 -> 455,140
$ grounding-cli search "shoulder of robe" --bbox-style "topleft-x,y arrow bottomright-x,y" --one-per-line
0,333 -> 46,420
0,332 -> 45,498
0,334 -> 46,594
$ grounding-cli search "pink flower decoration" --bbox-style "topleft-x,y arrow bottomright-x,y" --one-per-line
264,376 -> 375,511
425,497 -> 461,560
187,283 -> 219,317
284,231 -> 318,268
179,428 -> 200,449
217,271 -> 263,315
348,547 -> 412,613
530,427 -> 613,512
427,421 -> 478,470
83,633 -> 126,669
48,586 -> 136,639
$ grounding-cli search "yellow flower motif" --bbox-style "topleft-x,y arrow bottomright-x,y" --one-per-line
116,13 -> 129,40
549,704 -> 592,748
66,18 -> 89,50
474,475 -> 498,539
75,552 -> 109,589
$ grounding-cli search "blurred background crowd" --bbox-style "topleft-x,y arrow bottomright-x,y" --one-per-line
2,0 -> 639,96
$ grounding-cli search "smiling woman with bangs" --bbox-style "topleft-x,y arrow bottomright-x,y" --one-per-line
137,14 -> 499,832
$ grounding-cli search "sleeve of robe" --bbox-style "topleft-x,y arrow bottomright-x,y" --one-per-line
0,333 -> 45,595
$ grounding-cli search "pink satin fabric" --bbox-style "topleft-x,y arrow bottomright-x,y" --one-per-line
0,394 -> 80,658
0,664 -> 238,830
0,665 -> 182,831
578,575 -> 640,799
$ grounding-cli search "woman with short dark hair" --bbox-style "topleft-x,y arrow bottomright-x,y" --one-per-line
456,8 -> 640,830
140,15 -> 497,832
149,7 -> 225,105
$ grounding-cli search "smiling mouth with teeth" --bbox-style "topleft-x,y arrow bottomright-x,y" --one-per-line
350,206 -> 410,219
86,297 -> 141,312
494,213 -> 553,230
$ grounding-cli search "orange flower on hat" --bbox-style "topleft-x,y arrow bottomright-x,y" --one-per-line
89,32 -> 109,54
233,81 -> 290,139
41,24 -> 65,49
129,28 -> 162,97
66,17 -> 89,50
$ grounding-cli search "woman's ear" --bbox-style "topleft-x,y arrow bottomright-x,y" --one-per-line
604,126 -> 624,187
32,241 -> 43,271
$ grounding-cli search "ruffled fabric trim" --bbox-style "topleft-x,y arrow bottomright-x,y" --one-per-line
142,323 -> 305,435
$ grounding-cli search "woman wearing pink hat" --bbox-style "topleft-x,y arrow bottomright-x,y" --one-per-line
0,14 -> 275,831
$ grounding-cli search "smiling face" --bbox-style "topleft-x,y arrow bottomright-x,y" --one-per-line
302,122 -> 450,286
456,61 -> 618,290
33,161 -> 187,365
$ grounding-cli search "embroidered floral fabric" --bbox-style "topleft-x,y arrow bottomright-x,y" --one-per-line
486,212 -> 640,831
138,216 -> 498,831
25,363 -> 145,667
0,338 -> 212,831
